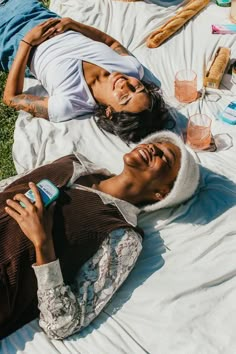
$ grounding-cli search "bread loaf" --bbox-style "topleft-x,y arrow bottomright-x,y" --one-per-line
147,0 -> 210,48
207,47 -> 230,78
203,47 -> 230,88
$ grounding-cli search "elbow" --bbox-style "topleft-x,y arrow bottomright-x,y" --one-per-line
2,92 -> 12,107
40,323 -> 69,340
39,313 -> 83,340
46,331 -> 68,340
2,95 -> 8,106
43,326 -> 82,340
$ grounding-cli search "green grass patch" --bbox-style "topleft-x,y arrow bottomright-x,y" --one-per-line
0,72 -> 18,179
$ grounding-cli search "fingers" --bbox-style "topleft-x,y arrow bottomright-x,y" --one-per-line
40,18 -> 61,29
42,27 -> 58,40
30,18 -> 62,43
5,203 -> 22,223
40,20 -> 61,40
5,196 -> 30,223
40,19 -> 61,34
53,22 -> 63,32
29,182 -> 43,209
5,182 -> 44,218
5,197 -> 25,214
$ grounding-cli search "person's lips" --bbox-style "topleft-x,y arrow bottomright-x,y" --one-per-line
113,75 -> 126,90
138,148 -> 151,164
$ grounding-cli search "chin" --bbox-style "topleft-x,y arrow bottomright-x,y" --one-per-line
123,151 -> 144,169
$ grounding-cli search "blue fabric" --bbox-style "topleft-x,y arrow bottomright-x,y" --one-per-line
0,0 -> 60,75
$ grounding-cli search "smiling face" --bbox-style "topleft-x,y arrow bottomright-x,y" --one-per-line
123,142 -> 181,204
94,72 -> 151,113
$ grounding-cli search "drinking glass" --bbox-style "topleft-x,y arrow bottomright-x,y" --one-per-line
186,114 -> 212,150
175,70 -> 198,103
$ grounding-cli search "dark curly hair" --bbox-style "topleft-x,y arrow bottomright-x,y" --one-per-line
95,81 -> 175,144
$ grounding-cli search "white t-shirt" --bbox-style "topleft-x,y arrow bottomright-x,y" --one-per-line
30,31 -> 144,122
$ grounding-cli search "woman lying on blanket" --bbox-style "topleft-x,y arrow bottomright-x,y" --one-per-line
0,131 -> 199,339
1,0 -> 172,143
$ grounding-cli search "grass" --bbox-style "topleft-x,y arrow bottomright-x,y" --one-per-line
0,72 -> 18,179
0,0 -> 50,180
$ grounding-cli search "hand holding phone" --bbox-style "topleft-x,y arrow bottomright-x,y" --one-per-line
21,179 -> 59,208
5,182 -> 57,251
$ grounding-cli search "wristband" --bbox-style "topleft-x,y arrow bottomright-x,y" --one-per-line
21,39 -> 34,47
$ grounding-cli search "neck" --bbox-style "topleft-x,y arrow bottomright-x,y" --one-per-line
82,61 -> 109,96
92,173 -> 143,205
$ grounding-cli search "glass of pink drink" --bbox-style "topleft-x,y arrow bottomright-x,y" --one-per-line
187,114 -> 212,150
175,70 -> 198,103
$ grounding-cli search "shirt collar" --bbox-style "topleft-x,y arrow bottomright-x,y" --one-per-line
69,152 -> 140,227
70,151 -> 112,182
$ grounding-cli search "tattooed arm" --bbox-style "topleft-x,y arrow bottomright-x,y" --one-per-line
8,95 -> 49,118
3,19 -> 60,119
3,41 -> 49,119
52,18 -> 130,56
3,41 -> 49,118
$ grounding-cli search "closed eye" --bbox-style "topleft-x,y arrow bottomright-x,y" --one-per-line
119,88 -> 146,106
135,83 -> 143,90
162,155 -> 171,167
163,148 -> 176,168
119,94 -> 130,105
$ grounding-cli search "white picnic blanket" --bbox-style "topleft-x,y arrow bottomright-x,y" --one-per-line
1,1 -> 236,353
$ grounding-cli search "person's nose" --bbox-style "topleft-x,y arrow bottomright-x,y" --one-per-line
120,80 -> 135,93
148,144 -> 163,158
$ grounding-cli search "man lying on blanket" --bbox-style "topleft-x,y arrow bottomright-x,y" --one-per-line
0,131 -> 199,339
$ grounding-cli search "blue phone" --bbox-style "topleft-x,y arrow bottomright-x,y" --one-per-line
20,179 -> 60,208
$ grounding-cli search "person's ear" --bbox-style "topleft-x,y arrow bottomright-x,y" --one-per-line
154,192 -> 162,200
154,192 -> 165,201
154,186 -> 170,201
105,106 -> 113,119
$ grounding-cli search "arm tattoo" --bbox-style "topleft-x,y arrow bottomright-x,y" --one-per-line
9,94 -> 49,119
112,43 -> 130,56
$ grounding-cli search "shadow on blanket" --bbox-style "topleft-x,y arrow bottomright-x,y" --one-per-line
175,166 -> 236,225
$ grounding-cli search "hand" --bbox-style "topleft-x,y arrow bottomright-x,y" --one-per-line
23,18 -> 61,46
5,182 -> 55,248
51,17 -> 75,35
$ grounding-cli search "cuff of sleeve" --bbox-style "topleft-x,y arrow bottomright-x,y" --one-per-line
32,259 -> 64,290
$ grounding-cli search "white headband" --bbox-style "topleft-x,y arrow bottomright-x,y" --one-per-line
139,131 -> 200,211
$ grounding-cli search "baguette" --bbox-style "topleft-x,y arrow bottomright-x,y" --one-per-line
207,47 -> 230,78
146,0 -> 210,48
203,47 -> 230,88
